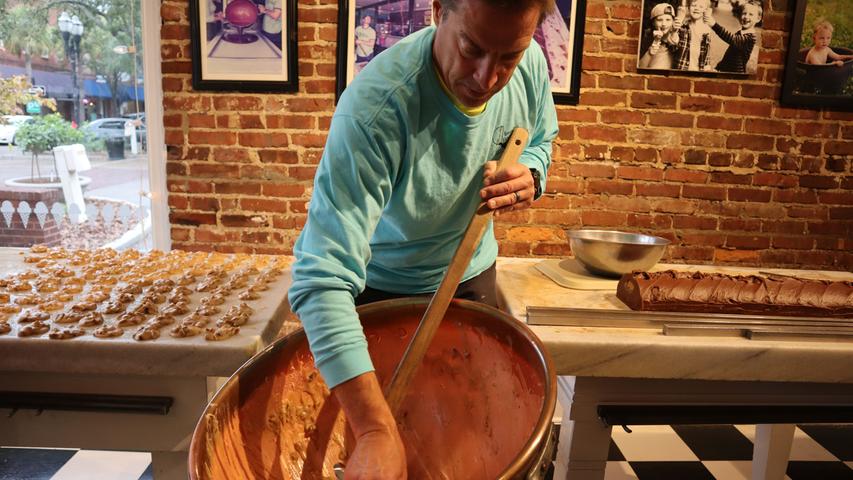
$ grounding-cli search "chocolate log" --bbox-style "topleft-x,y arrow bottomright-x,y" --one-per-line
616,270 -> 853,318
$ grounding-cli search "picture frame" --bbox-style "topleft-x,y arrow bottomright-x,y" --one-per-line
635,0 -> 764,76
189,0 -> 298,92
780,0 -> 853,110
335,0 -> 433,102
534,0 -> 587,105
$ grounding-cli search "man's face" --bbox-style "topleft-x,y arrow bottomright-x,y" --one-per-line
814,28 -> 832,48
653,14 -> 673,33
362,15 -> 372,27
688,0 -> 707,20
739,4 -> 760,29
432,0 -> 540,107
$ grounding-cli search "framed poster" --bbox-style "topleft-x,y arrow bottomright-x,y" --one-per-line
335,0 -> 433,101
780,0 -> 853,110
533,0 -> 588,104
636,0 -> 764,75
189,0 -> 298,92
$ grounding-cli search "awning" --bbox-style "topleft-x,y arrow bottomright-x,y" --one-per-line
0,63 -> 75,98
118,84 -> 144,102
83,79 -> 112,98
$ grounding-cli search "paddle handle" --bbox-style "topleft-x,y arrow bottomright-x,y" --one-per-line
384,127 -> 529,414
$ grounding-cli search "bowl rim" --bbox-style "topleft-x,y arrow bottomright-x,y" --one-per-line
566,229 -> 671,246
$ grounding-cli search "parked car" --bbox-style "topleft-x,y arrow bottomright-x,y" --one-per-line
83,117 -> 146,145
0,115 -> 34,145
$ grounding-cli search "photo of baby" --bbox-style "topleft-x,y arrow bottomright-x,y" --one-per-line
636,0 -> 764,74
781,0 -> 852,109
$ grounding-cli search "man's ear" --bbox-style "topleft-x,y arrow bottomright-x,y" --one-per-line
433,0 -> 443,25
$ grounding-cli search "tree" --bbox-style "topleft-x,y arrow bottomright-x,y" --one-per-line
0,4 -> 57,85
0,75 -> 56,116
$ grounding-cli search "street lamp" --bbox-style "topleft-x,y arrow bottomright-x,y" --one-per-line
58,12 -> 84,126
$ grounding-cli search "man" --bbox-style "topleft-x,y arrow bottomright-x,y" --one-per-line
354,14 -> 377,62
289,0 -> 558,476
258,0 -> 282,50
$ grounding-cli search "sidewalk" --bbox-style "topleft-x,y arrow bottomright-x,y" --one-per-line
0,145 -> 150,209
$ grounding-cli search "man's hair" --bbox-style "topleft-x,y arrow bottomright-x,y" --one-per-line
732,0 -> 762,22
813,19 -> 834,35
438,0 -> 557,25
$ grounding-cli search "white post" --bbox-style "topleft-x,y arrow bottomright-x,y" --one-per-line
53,144 -> 92,224
125,120 -> 139,155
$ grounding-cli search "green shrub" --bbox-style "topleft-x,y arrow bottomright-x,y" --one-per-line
14,114 -> 101,179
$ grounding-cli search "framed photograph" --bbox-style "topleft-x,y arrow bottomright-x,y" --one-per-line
533,0 -> 588,104
189,0 -> 298,92
781,0 -> 853,110
636,0 -> 764,75
335,0 -> 433,101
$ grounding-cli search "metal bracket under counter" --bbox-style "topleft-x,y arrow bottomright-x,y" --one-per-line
0,391 -> 173,415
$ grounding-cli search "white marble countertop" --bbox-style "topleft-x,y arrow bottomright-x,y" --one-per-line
496,257 -> 853,384
0,248 -> 292,377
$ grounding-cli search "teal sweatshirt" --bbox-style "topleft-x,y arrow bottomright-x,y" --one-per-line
288,26 -> 558,388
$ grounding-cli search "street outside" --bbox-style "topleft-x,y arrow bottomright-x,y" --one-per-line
0,144 -> 153,249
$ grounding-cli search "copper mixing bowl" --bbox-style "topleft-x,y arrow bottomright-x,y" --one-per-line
189,298 -> 557,479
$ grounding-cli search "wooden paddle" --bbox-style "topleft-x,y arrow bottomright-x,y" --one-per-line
383,127 -> 530,414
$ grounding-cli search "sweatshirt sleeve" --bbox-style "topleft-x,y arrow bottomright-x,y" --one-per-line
288,113 -> 396,388
519,41 -> 559,198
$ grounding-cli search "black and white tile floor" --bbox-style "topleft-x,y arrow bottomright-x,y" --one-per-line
2,424 -> 851,479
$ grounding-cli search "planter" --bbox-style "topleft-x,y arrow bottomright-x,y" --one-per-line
4,176 -> 92,190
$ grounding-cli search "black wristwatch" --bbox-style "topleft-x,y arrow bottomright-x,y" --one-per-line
529,168 -> 542,200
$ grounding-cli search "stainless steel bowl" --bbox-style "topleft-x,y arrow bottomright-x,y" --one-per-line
567,229 -> 670,278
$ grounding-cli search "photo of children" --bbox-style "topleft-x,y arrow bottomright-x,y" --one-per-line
637,0 -> 764,75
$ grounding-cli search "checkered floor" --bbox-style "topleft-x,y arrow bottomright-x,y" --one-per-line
2,424 -> 852,479
548,424 -> 853,480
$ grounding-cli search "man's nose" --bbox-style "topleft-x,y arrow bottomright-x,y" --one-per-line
473,58 -> 499,91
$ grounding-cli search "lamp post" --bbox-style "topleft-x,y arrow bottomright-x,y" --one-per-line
58,12 -> 84,126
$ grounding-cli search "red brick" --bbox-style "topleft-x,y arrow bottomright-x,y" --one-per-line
830,207 -> 853,220
753,172 -> 798,188
681,97 -> 723,113
694,81 -> 739,96
683,185 -> 726,201
696,115 -> 742,131
580,91 -> 628,106
599,110 -> 645,125
649,112 -> 694,128
727,235 -> 771,249
212,147 -> 251,163
647,77 -> 692,93
568,164 -> 615,178
580,210 -> 628,226
169,212 -> 216,226
626,213 -> 673,229
728,188 -> 772,202
636,183 -> 681,197
577,125 -> 626,142
726,134 -> 775,151
598,75 -> 645,90
631,92 -> 677,110
710,172 -> 750,185
763,220 -> 808,234
673,215 -> 718,230
238,132 -> 290,148
665,169 -> 708,183
262,184 -> 306,198
819,192 -> 853,205
214,182 -> 261,195
771,237 -> 814,250
587,180 -> 634,195
258,150 -> 300,164
724,100 -> 773,117
557,109 -> 598,122
740,84 -> 778,99
799,175 -> 839,189
221,214 -> 269,228
721,218 -> 762,231
773,189 -> 818,203
825,141 -> 853,156
744,119 -> 790,136
617,166 -> 663,181
300,6 -> 337,23
188,131 -> 237,146
581,55 -> 624,72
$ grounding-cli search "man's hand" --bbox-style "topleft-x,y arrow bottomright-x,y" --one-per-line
333,372 -> 407,479
703,8 -> 715,26
480,162 -> 536,215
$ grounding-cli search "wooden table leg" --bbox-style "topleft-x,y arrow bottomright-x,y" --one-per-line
552,376 -> 612,480
752,424 -> 795,480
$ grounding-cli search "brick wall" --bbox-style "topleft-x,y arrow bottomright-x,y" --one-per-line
0,188 -> 63,247
160,0 -> 852,270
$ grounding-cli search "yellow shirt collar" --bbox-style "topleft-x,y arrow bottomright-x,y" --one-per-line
433,64 -> 486,116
